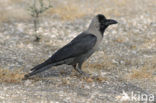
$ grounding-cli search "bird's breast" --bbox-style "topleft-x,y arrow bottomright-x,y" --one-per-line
93,36 -> 103,50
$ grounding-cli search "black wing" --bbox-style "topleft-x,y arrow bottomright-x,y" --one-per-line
49,33 -> 97,63
30,33 -> 97,72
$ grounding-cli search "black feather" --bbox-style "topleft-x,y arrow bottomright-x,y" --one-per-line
24,33 -> 97,79
97,14 -> 107,35
50,33 -> 97,63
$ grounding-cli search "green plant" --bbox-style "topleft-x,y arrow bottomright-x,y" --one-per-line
28,0 -> 52,41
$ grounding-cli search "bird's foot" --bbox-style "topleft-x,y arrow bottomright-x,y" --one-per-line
73,66 -> 91,77
80,72 -> 91,78
22,74 -> 30,80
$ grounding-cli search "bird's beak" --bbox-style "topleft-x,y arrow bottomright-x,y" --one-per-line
105,19 -> 118,25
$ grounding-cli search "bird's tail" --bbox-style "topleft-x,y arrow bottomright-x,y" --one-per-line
23,60 -> 54,80
31,61 -> 49,71
23,60 -> 64,80
24,64 -> 53,80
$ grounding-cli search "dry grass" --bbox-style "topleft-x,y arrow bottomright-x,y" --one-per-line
84,61 -> 115,71
0,9 -> 30,22
126,57 -> 156,80
141,36 -> 156,49
0,0 -> 154,22
113,37 -> 127,43
83,52 -> 115,74
126,68 -> 156,81
46,0 -> 155,20
0,68 -> 24,83
48,2 -> 86,21
128,68 -> 153,79
47,0 -> 130,20
0,0 -> 30,22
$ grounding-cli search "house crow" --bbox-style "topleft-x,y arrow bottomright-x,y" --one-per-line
24,14 -> 117,79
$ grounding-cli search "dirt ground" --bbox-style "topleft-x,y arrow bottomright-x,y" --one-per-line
0,0 -> 155,103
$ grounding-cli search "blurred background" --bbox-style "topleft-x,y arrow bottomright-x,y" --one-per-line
0,0 -> 155,21
0,0 -> 155,103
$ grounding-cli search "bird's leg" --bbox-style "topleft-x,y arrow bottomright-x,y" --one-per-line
72,64 -> 77,75
72,64 -> 77,69
74,62 -> 90,77
74,63 -> 84,74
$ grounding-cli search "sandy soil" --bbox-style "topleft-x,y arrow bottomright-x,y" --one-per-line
0,0 -> 155,103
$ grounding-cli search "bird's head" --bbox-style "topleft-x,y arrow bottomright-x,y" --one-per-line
89,14 -> 118,35
97,14 -> 118,35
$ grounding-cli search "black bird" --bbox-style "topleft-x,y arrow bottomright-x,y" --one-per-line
24,14 -> 117,79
